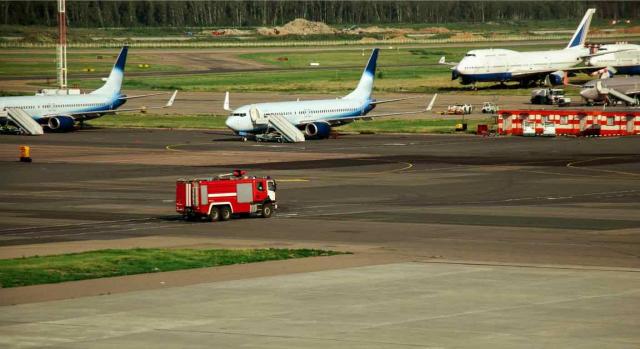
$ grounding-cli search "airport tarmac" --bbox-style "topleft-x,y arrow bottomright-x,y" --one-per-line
1,129 -> 639,347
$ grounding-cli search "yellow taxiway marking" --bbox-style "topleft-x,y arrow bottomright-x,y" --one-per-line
354,158 -> 414,175
566,156 -> 640,177
277,179 -> 310,182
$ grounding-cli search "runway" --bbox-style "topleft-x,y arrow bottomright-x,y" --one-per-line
1,129 -> 639,268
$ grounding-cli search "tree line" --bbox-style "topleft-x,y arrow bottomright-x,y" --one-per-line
2,1 -> 637,28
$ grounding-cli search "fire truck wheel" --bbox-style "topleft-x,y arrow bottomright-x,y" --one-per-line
208,207 -> 220,222
219,206 -> 232,221
261,203 -> 273,218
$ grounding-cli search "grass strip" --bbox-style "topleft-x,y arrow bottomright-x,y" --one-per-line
88,114 -> 228,129
0,248 -> 348,288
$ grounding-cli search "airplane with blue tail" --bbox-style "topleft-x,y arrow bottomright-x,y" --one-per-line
224,48 -> 435,141
0,46 -> 177,132
439,9 -> 622,87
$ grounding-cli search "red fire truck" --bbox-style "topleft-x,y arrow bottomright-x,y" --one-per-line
176,170 -> 277,221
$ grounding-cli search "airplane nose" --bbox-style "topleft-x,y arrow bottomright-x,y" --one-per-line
225,116 -> 237,130
580,88 -> 598,100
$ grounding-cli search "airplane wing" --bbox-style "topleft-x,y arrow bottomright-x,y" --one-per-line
369,96 -> 422,105
301,95 -> 437,125
117,91 -> 173,100
41,90 -> 178,119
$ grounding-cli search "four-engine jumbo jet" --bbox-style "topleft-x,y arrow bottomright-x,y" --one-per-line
224,48 -> 435,141
0,46 -> 177,132
439,8 -> 601,87
586,43 -> 640,76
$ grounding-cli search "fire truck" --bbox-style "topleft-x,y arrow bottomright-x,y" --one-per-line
176,170 -> 277,221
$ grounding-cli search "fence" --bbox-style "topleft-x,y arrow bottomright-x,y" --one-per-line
1,33 -> 639,49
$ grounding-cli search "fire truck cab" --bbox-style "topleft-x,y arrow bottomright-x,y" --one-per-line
176,170 -> 277,221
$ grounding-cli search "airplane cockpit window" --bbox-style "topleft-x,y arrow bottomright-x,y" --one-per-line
465,54 -> 476,57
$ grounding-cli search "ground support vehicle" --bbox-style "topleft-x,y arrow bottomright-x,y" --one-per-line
531,88 -> 571,106
447,104 -> 473,115
481,102 -> 499,114
176,170 -> 277,222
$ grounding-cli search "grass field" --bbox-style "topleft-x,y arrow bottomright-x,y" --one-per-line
0,248 -> 347,288
0,50 -> 183,77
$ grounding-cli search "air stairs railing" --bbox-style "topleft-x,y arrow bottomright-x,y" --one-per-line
266,114 -> 305,143
3,108 -> 44,135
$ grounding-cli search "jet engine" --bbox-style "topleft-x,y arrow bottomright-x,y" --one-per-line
47,116 -> 75,132
304,122 -> 331,139
548,71 -> 565,86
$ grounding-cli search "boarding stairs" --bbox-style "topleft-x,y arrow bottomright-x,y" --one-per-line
267,114 -> 305,143
596,81 -> 639,106
249,106 -> 305,143
3,108 -> 43,135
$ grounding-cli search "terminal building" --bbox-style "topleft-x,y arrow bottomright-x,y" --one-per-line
498,110 -> 640,136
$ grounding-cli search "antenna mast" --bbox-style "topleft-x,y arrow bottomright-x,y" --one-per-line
57,0 -> 67,90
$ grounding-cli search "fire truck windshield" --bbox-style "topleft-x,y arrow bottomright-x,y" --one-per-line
268,181 -> 276,191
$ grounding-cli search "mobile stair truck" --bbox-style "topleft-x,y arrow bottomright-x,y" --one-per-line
176,170 -> 277,221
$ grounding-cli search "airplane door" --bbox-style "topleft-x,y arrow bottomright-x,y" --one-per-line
249,105 -> 260,122
627,116 -> 635,133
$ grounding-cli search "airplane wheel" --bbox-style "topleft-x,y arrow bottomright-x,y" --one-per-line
241,137 -> 248,142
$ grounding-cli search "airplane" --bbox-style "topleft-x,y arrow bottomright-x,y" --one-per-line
580,75 -> 640,106
223,48 -> 435,141
439,8 -> 605,87
586,43 -> 640,76
0,46 -> 177,133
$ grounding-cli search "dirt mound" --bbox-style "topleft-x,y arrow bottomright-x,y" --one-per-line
258,18 -> 338,36
419,27 -> 451,34
450,32 -> 484,41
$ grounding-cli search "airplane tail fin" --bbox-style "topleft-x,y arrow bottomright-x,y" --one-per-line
91,46 -> 128,96
344,48 -> 379,100
566,8 -> 595,49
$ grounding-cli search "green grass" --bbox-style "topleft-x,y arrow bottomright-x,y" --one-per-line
0,248 -> 347,288
87,114 -> 227,129
0,51 -> 183,77
341,117 -> 495,134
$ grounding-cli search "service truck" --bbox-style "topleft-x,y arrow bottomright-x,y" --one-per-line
176,170 -> 277,221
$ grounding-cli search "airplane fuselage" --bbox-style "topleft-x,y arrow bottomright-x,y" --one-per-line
587,43 -> 640,75
454,48 -> 588,84
0,93 -> 126,122
225,97 -> 374,133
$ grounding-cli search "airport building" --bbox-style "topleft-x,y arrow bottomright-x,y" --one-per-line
498,110 -> 640,136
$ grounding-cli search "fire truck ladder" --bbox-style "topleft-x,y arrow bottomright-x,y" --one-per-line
267,114 -> 305,143
3,108 -> 44,135
596,81 -> 639,106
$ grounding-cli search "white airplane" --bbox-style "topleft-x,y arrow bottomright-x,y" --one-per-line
0,46 -> 177,132
440,8 -> 603,87
586,43 -> 640,77
224,48 -> 435,141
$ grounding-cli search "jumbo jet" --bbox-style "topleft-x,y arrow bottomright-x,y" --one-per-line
224,48 -> 435,141
586,43 -> 640,77
439,8 -> 603,87
0,46 -> 177,132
